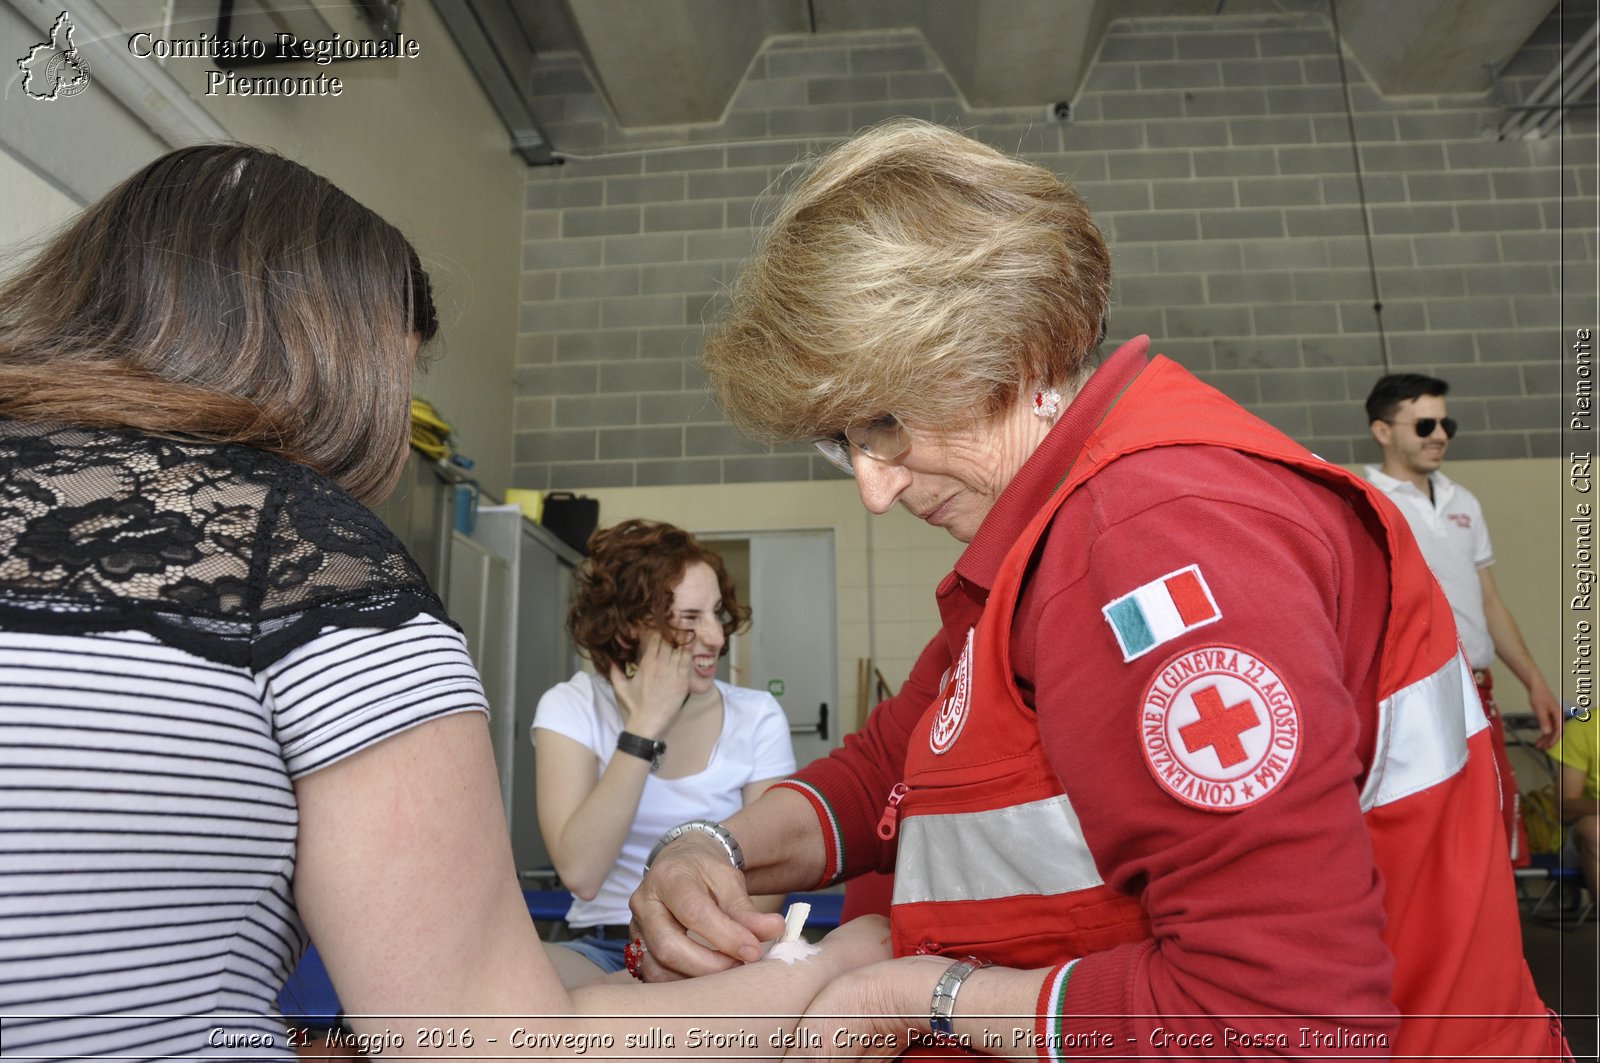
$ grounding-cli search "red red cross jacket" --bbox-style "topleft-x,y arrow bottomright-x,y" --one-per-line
784,353 -> 1563,1060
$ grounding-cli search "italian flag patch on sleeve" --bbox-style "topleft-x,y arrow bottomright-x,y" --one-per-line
1102,564 -> 1221,662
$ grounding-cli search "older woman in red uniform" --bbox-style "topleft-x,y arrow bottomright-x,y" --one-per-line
630,120 -> 1568,1060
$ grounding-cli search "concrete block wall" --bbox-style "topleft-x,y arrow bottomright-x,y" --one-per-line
515,9 -> 1596,491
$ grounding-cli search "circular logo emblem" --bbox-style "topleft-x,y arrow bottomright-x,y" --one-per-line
929,627 -> 975,755
47,50 -> 91,98
1138,644 -> 1300,812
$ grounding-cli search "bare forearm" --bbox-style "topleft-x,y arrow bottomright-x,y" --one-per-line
346,957 -> 847,1063
1484,597 -> 1552,696
723,786 -> 828,895
547,761 -> 652,896
1481,585 -> 1562,745
570,919 -> 891,1058
792,956 -> 1052,1060
576,956 -> 838,1034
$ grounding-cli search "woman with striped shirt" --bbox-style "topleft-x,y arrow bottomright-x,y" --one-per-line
0,146 -> 885,1062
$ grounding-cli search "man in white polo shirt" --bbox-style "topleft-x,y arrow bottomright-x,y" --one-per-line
1365,373 -> 1562,866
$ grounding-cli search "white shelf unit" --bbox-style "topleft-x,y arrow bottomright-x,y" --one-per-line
455,504 -> 584,880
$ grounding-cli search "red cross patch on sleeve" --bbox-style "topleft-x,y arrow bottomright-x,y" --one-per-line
1138,644 -> 1301,812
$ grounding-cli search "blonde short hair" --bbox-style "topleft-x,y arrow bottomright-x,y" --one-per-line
702,119 -> 1109,443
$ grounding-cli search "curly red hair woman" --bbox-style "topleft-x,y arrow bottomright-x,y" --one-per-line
532,519 -> 796,986
567,519 -> 749,679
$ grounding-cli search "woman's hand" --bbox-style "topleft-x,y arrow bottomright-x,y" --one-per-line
631,831 -> 785,979
609,629 -> 691,738
782,953 -> 949,1061
570,915 -> 897,1056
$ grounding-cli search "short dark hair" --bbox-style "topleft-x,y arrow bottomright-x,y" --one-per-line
1365,373 -> 1449,424
567,519 -> 751,678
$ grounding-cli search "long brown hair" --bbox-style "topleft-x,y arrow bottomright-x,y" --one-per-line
0,145 -> 438,503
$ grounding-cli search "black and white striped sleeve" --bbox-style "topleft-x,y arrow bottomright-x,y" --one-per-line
268,615 -> 489,778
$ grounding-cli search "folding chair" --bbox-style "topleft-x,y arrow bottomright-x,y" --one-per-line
1515,851 -> 1594,924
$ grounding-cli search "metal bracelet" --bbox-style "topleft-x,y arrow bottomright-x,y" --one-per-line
929,956 -> 989,1038
644,819 -> 744,875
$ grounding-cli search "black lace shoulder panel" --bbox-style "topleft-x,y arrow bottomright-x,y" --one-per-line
0,421 -> 454,669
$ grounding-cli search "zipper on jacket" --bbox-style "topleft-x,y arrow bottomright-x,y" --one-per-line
876,782 -> 910,840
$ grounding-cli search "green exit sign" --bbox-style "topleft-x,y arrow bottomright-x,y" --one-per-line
767,679 -> 786,697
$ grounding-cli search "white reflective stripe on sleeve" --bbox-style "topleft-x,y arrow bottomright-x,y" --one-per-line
892,793 -> 1104,905
1359,652 -> 1484,812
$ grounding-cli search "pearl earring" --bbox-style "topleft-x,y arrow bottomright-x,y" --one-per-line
1032,388 -> 1062,419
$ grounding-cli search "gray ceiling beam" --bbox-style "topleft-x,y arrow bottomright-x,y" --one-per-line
433,0 -> 556,164
561,0 -> 804,128
816,0 -> 1114,109
1336,0 -> 1559,95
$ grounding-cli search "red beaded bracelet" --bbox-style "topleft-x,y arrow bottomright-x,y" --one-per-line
623,937 -> 647,980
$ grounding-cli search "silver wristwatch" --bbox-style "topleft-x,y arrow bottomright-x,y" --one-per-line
644,819 -> 745,874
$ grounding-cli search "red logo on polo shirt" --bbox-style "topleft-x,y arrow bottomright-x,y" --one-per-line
1139,644 -> 1301,812
929,627 -> 975,755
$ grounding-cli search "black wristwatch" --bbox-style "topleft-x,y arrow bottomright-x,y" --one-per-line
616,730 -> 666,772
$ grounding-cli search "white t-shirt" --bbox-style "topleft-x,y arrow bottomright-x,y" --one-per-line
1365,466 -> 1495,666
531,673 -> 796,926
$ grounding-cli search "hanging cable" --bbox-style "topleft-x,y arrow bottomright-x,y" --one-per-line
1329,0 -> 1390,375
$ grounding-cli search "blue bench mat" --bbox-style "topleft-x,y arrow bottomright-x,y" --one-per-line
524,888 -> 574,922
280,889 -> 573,1025
277,944 -> 341,1028
786,890 -> 844,929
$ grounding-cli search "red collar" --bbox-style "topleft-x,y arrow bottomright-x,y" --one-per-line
949,336 -> 1151,596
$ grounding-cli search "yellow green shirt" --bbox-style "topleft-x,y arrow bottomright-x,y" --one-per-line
1552,716 -> 1600,800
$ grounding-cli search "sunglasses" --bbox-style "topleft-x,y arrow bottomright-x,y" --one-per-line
1385,417 -> 1458,439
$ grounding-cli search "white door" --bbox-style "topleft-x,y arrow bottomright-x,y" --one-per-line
705,530 -> 839,769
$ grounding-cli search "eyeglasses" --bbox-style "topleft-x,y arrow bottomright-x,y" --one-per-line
1384,417 -> 1458,439
813,415 -> 914,476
